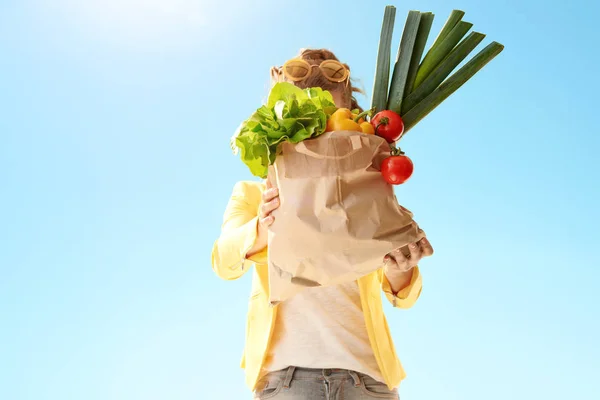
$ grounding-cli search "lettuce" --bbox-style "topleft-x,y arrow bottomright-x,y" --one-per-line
231,82 -> 336,178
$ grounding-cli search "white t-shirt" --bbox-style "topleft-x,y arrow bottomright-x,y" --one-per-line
263,280 -> 385,383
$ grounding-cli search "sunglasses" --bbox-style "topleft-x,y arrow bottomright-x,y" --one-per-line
281,58 -> 350,83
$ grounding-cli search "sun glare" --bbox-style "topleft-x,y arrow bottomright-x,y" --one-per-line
45,0 -> 212,48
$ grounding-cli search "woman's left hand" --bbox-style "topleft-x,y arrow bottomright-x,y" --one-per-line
384,236 -> 434,274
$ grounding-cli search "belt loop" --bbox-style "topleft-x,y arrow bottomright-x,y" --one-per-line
283,366 -> 296,389
348,370 -> 361,387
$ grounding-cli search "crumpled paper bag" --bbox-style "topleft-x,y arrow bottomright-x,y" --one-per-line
267,130 -> 425,305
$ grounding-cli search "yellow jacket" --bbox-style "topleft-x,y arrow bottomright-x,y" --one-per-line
211,181 -> 423,391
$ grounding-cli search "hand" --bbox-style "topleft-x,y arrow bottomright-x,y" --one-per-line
246,180 -> 280,257
384,236 -> 434,274
258,180 -> 280,234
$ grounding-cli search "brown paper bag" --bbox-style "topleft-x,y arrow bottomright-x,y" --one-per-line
267,130 -> 425,305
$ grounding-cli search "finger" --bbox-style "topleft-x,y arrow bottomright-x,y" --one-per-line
260,197 -> 280,218
388,248 -> 412,272
391,248 -> 409,263
383,255 -> 392,268
384,254 -> 398,266
408,242 -> 422,262
266,178 -> 273,189
260,215 -> 275,227
262,187 -> 279,202
419,237 -> 434,257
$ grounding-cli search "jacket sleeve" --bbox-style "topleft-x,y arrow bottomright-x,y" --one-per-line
211,181 -> 268,281
379,267 -> 423,309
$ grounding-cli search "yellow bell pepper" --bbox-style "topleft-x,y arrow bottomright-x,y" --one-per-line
326,108 -> 375,135
360,121 -> 375,135
326,108 -> 362,132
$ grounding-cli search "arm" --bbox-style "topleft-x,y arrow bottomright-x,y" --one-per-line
379,237 -> 431,309
211,181 -> 267,281
380,267 -> 423,309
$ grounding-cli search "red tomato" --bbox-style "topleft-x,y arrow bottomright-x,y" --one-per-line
381,155 -> 413,185
371,110 -> 405,143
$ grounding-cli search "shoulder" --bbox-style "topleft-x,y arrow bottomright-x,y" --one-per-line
231,180 -> 265,204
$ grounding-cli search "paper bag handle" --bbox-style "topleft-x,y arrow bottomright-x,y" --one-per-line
294,135 -> 363,160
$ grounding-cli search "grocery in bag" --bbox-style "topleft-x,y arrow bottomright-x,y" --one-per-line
266,130 -> 424,304
231,6 -> 504,302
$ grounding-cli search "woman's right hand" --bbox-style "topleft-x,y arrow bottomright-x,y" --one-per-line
246,180 -> 280,257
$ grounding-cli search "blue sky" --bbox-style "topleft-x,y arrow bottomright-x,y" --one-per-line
1,0 -> 598,399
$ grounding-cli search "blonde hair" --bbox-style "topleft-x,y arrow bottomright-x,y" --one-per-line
271,48 -> 365,111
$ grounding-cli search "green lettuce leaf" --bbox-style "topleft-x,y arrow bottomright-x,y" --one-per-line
232,82 -> 337,178
267,83 -> 307,108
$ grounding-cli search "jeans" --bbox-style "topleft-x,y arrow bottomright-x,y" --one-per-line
253,367 -> 399,399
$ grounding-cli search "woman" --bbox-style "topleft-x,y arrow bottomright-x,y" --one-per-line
212,49 -> 434,400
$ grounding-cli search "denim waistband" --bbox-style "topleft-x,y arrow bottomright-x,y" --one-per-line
269,366 -> 362,388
